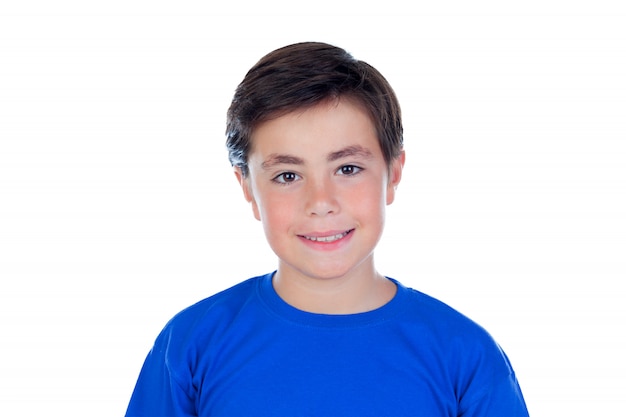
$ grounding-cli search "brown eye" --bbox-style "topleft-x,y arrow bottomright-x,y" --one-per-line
337,165 -> 362,176
273,172 -> 300,184
281,173 -> 297,182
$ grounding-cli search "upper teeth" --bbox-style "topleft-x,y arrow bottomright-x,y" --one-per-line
304,232 -> 348,242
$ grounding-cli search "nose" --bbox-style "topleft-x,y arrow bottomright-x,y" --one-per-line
305,177 -> 339,216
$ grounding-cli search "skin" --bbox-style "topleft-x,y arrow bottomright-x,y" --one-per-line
235,98 -> 405,314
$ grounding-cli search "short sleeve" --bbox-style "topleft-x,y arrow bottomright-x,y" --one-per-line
457,346 -> 529,417
125,328 -> 197,417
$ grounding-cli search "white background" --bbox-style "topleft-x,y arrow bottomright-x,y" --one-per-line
1,1 -> 625,416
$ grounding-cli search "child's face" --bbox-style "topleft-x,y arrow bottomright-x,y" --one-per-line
235,98 -> 404,283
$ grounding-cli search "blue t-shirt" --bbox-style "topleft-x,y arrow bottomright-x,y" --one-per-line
126,273 -> 529,416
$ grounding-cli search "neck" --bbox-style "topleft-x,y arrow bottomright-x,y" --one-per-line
272,263 -> 396,314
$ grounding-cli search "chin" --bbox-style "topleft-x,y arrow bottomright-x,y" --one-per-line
293,259 -> 369,282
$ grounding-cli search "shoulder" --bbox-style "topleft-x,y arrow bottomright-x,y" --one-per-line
394,280 -> 511,370
395,280 -> 522,401
156,274 -> 267,346
396,281 -> 485,332
178,275 -> 261,317
399,282 -> 486,331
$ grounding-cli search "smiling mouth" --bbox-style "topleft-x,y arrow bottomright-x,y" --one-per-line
301,230 -> 353,243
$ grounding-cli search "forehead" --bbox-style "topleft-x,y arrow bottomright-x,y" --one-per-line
248,98 -> 380,159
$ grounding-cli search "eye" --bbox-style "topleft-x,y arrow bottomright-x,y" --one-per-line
272,172 -> 300,184
337,165 -> 362,176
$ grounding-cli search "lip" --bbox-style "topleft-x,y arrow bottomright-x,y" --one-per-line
297,229 -> 354,248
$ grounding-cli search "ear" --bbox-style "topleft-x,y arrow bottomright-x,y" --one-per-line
234,167 -> 261,221
386,150 -> 405,205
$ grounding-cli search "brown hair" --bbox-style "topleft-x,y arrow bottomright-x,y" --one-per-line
226,42 -> 403,177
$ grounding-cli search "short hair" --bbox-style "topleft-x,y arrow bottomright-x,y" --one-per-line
226,42 -> 403,177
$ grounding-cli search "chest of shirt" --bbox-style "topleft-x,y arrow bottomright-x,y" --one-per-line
190,324 -> 458,416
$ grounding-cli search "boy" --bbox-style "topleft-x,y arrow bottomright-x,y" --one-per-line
125,42 -> 529,416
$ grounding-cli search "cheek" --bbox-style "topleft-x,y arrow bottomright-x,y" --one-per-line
346,183 -> 386,218
258,194 -> 299,228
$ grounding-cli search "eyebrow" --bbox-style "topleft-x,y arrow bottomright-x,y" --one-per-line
260,145 -> 374,171
261,154 -> 305,170
327,145 -> 374,162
